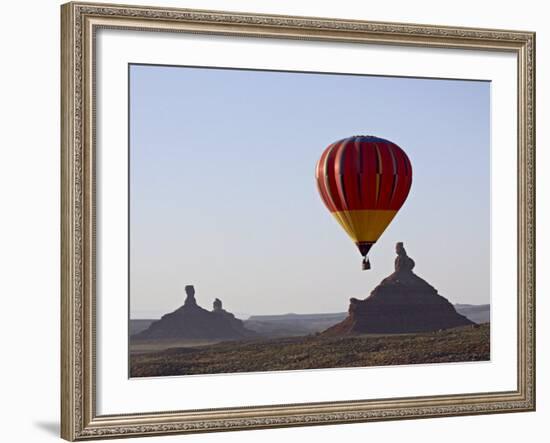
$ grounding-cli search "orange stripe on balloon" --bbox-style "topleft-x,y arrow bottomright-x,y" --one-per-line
387,142 -> 411,209
340,140 -> 362,210
375,142 -> 396,207
324,141 -> 345,211
361,143 -> 378,208
315,144 -> 337,212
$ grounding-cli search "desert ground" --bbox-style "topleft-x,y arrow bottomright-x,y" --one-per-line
130,323 -> 489,377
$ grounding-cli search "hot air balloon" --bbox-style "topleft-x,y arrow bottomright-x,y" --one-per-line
315,135 -> 412,270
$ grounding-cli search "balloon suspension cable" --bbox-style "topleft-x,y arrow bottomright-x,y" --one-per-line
362,256 -> 371,271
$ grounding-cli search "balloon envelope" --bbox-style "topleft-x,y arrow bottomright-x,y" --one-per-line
315,135 -> 412,260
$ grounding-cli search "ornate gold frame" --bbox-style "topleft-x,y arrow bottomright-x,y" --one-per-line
61,2 -> 536,440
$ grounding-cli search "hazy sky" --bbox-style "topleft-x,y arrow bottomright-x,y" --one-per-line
129,64 -> 490,319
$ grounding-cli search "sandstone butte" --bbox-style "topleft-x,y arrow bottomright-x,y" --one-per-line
324,242 -> 475,335
134,285 -> 257,340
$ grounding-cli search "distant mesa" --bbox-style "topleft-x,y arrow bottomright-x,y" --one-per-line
134,285 -> 257,340
324,242 -> 475,335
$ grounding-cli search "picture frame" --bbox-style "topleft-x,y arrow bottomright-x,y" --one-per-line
61,1 -> 535,440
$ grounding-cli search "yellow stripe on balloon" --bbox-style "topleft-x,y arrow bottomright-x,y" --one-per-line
330,209 -> 397,243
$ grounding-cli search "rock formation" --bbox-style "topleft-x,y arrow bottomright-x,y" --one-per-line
213,298 -> 223,311
324,243 -> 474,335
183,284 -> 198,306
134,285 -> 257,340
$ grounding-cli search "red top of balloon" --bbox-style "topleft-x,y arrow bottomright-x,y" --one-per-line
316,135 -> 412,213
